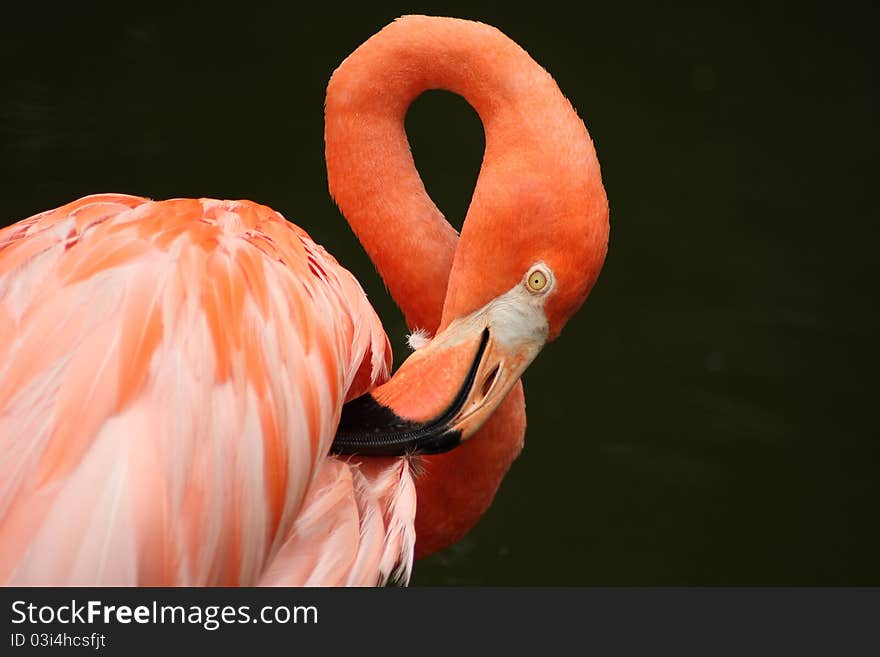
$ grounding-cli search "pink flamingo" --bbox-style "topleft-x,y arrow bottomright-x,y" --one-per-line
0,15 -> 608,585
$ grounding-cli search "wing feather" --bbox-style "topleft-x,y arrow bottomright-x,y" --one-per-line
0,194 -> 391,585
258,457 -> 417,587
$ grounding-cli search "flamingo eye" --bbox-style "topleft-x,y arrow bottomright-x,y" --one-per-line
526,268 -> 549,292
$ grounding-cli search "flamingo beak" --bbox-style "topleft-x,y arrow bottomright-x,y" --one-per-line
331,319 -> 542,456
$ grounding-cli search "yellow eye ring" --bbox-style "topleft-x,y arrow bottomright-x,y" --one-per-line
527,269 -> 548,292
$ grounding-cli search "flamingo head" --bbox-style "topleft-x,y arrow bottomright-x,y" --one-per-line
333,157 -> 608,456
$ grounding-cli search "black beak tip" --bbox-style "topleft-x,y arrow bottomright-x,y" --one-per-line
331,393 -> 462,456
330,328 -> 489,457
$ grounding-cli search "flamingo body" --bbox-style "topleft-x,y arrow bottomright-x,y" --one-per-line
0,193 -> 415,585
0,15 -> 609,586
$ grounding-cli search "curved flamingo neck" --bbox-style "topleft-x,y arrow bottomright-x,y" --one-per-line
325,15 -> 557,557
325,15 -> 566,332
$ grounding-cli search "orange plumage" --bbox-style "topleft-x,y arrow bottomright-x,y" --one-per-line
0,15 -> 607,585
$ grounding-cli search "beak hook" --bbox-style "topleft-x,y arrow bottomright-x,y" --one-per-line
331,328 -> 491,456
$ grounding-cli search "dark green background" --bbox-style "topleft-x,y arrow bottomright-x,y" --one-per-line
1,2 -> 876,584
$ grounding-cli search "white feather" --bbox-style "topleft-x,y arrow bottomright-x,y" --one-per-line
406,328 -> 431,351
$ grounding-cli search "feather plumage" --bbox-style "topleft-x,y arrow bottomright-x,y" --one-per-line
0,194 -> 414,586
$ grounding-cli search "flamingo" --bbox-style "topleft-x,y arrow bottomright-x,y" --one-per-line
0,15 -> 608,586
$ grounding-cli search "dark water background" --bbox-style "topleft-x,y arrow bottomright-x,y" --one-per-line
1,1 -> 876,584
